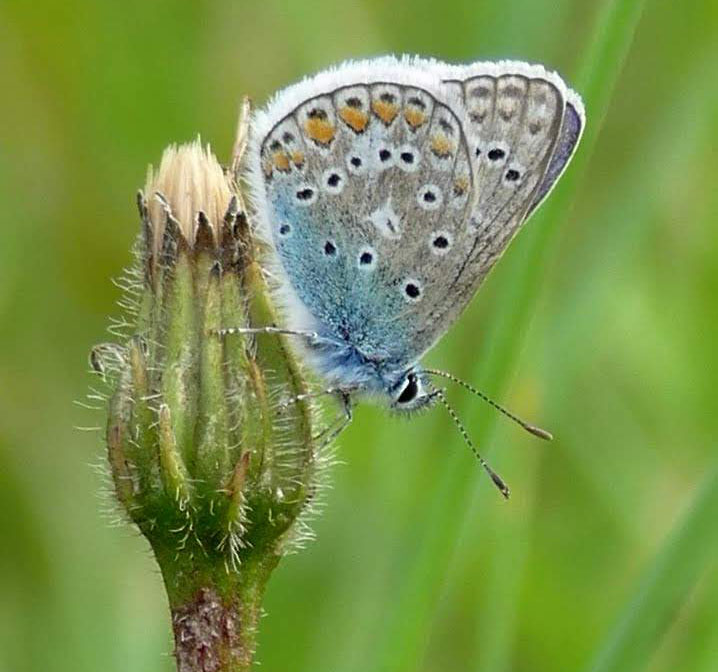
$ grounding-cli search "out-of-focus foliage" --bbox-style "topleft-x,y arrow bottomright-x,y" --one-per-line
0,1 -> 716,671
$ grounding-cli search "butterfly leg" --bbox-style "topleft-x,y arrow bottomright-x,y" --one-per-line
312,391 -> 353,446
302,392 -> 353,510
278,386 -> 345,412
213,326 -> 340,349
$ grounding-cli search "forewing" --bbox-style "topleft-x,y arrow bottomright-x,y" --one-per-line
256,81 -> 476,368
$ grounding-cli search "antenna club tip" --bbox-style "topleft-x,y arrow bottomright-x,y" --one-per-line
527,425 -> 554,441
489,471 -> 510,499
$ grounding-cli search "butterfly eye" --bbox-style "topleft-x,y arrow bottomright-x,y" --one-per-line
396,374 -> 419,404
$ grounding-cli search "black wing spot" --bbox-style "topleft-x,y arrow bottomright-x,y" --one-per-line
379,149 -> 392,162
350,156 -> 362,167
405,282 -> 421,299
324,240 -> 337,256
400,151 -> 414,164
346,96 -> 362,108
505,169 -> 520,182
279,223 -> 291,236
433,235 -> 449,249
327,173 -> 341,187
488,148 -> 506,161
296,188 -> 315,201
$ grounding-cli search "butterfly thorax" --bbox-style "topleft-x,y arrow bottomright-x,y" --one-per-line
303,326 -> 410,396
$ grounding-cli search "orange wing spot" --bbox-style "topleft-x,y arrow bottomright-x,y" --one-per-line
290,150 -> 305,168
338,106 -> 369,132
371,100 -> 399,125
404,107 -> 427,129
430,134 -> 454,158
304,118 -> 336,145
272,151 -> 291,172
453,175 -> 470,196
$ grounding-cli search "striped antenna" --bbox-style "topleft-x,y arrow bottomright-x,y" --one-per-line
424,369 -> 553,441
430,384 -> 510,499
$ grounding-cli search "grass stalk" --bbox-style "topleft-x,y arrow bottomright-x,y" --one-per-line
371,1 -> 646,670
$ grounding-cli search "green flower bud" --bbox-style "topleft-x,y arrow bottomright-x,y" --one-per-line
92,138 -> 329,671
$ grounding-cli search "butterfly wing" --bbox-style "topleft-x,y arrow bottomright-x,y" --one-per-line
251,64 -> 476,371
249,57 -> 584,377
409,62 -> 585,352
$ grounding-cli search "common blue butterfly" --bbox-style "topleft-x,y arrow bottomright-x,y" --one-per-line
228,56 -> 585,496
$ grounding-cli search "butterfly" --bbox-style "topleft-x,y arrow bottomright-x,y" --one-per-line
228,56 -> 585,496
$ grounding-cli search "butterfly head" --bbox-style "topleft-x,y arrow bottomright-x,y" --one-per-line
389,369 -> 438,414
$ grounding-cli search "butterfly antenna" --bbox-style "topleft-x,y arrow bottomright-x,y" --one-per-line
430,385 -> 510,499
424,369 -> 553,441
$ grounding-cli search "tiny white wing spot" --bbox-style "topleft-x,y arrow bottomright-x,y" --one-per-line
368,200 -> 402,239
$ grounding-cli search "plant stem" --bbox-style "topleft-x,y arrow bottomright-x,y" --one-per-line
157,549 -> 279,672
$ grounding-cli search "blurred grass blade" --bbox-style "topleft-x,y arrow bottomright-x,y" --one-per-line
372,1 -> 646,670
585,467 -> 718,672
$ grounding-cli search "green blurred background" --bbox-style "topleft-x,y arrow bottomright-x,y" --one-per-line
1,1 -> 717,671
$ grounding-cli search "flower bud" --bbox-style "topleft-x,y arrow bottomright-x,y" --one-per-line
92,138 -> 328,670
